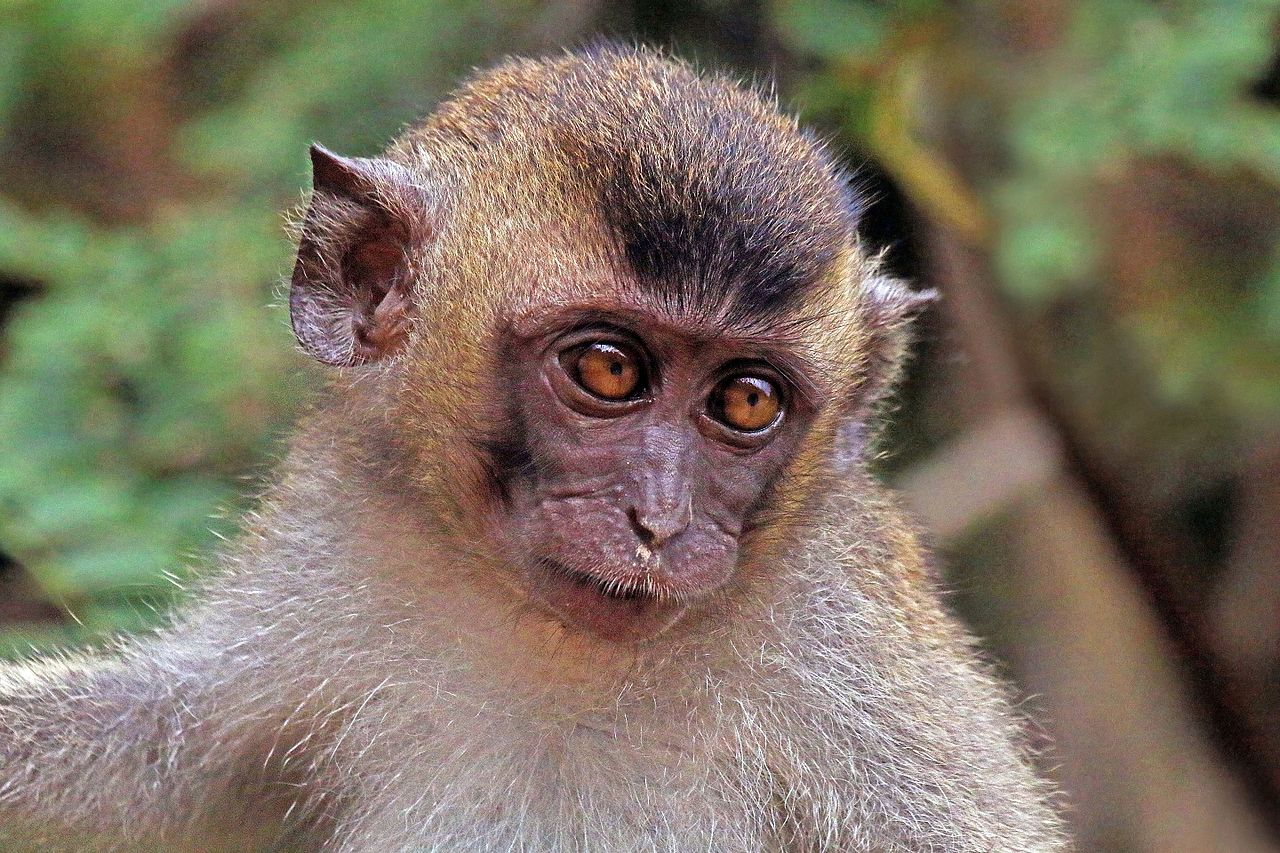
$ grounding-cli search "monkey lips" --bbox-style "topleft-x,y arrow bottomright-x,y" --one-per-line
525,559 -> 693,643
522,550 -> 716,637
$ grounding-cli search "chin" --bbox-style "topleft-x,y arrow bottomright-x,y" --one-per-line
525,559 -> 694,643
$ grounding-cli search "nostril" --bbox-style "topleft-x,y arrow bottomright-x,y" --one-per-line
628,500 -> 692,548
627,507 -> 656,545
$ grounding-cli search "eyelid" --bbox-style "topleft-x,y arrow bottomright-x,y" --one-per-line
711,360 -> 787,395
750,356 -> 818,411
549,324 -> 646,356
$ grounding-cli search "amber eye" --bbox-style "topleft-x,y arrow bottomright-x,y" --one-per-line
710,375 -> 782,432
569,342 -> 643,400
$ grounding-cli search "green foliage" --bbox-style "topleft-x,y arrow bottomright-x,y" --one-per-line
0,199 -> 294,599
999,0 -> 1280,288
774,0 -> 891,60
996,0 -> 1280,420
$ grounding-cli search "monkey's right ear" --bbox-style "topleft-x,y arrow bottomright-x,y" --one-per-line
289,144 -> 436,366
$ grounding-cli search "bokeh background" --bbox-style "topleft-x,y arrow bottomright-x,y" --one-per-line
1,1 -> 1278,850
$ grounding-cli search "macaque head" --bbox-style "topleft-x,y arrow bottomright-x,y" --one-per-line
287,47 -> 930,643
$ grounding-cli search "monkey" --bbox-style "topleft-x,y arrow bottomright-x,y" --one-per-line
0,45 -> 1066,852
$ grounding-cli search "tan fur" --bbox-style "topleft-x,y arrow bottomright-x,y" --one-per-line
0,47 -> 1066,851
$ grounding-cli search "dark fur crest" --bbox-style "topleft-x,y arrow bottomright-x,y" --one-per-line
426,45 -> 863,320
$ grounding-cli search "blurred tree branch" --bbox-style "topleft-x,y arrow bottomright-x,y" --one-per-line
900,228 -> 1280,851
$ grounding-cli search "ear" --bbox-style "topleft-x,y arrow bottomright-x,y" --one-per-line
289,144 -> 435,366
836,275 -> 937,464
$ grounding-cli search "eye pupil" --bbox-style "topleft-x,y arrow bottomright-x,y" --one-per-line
610,362 -> 623,376
747,392 -> 759,406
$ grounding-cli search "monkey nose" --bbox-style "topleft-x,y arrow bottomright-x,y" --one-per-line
627,500 -> 693,548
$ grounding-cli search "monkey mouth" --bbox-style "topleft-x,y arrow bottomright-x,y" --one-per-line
556,564 -> 653,601
527,558 -> 689,642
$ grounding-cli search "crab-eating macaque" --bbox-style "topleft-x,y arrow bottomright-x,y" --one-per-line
0,46 -> 1066,852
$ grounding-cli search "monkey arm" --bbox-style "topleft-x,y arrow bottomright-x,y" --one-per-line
0,626 -> 307,853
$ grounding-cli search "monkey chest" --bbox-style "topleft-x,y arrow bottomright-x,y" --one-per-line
343,708 -> 778,852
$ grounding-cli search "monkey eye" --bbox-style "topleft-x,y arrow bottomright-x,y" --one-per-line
563,342 -> 645,401
708,375 -> 782,433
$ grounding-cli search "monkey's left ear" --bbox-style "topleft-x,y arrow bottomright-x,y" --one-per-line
838,276 -> 937,461
289,144 -> 436,366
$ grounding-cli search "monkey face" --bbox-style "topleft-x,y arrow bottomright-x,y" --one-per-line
285,75 -> 930,645
484,305 -> 817,643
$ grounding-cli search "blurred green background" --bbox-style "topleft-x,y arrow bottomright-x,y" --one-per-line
1,1 -> 1278,850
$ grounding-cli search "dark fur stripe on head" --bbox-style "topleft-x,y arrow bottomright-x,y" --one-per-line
598,124 -> 857,319
580,47 -> 861,320
426,44 -> 864,322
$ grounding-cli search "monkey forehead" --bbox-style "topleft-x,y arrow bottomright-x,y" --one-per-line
421,44 -> 862,324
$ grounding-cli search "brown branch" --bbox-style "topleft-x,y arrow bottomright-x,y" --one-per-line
910,226 -> 1280,848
